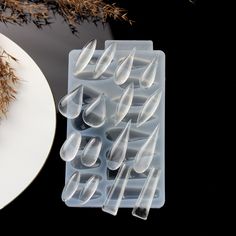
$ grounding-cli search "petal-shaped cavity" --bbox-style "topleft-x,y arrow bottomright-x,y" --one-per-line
74,39 -> 97,76
140,56 -> 158,88
60,132 -> 81,162
58,85 -> 83,119
114,83 -> 134,126
94,43 -> 117,79
114,48 -> 136,85
107,120 -> 131,170
82,94 -> 106,128
61,171 -> 80,202
132,168 -> 161,220
78,176 -> 100,205
134,126 -> 159,173
102,164 -> 131,215
136,89 -> 162,127
81,137 -> 102,167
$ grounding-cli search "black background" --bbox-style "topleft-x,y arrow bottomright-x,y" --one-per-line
0,0 -> 222,233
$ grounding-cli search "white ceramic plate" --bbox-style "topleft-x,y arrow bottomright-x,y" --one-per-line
0,33 -> 56,209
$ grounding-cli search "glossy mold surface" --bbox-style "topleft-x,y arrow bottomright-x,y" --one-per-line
63,40 -> 165,209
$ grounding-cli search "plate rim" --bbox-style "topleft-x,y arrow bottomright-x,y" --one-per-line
0,32 -> 56,209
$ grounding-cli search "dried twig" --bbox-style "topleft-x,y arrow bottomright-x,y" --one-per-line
0,0 -> 131,34
0,49 -> 19,118
0,1 -> 130,117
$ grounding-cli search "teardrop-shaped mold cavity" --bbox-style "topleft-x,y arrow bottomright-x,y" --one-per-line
140,57 -> 158,89
118,56 -> 150,69
94,42 -> 117,79
74,39 -> 97,76
134,126 -> 160,173
58,85 -> 83,119
106,127 -> 149,142
107,121 -> 131,170
75,71 -> 113,80
114,48 -> 136,85
132,168 -> 161,220
136,89 -> 162,127
119,77 -> 140,89
112,95 -> 147,107
113,83 -> 134,126
81,137 -> 102,167
70,156 -> 101,169
75,176 -> 100,205
82,94 -> 106,128
60,132 -> 81,162
61,171 -> 80,202
121,112 -> 156,123
102,164 -> 131,215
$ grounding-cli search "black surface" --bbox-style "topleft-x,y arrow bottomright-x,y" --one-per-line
0,0 -> 222,232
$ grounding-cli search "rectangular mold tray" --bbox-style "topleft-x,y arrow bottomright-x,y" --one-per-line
65,40 -> 165,208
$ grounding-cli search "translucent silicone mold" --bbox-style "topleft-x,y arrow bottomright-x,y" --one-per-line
60,40 -> 165,216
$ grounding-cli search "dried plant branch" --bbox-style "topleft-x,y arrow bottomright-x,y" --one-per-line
0,0 -> 131,34
0,1 -> 130,117
0,49 -> 19,118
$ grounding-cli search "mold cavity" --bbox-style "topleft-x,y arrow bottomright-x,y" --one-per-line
75,71 -> 112,80
105,128 -> 148,142
112,95 -> 147,107
70,157 -> 101,169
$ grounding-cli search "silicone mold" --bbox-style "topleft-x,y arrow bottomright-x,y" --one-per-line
61,40 -> 165,213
